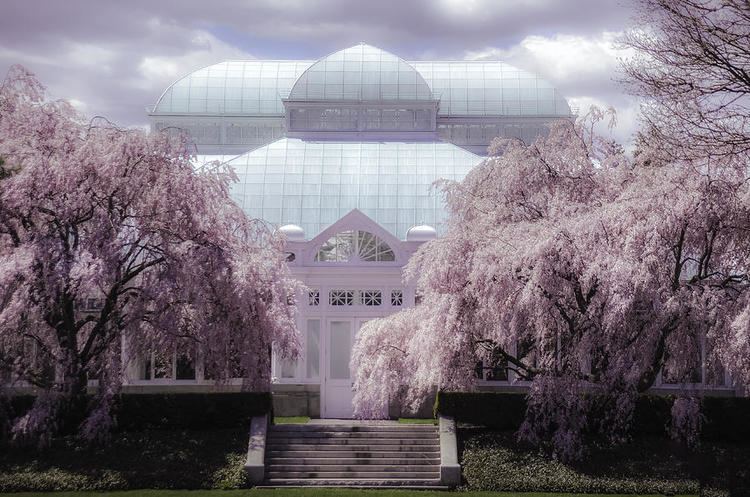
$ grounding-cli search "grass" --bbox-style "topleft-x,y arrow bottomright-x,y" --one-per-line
397,417 -> 436,425
272,416 -> 310,424
5,491 -> 698,497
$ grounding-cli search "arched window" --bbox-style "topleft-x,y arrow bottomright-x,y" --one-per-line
314,230 -> 395,262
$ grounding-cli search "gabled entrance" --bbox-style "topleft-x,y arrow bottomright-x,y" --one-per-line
274,209 -> 427,419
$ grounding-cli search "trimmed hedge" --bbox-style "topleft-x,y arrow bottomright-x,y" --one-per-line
434,391 -> 526,431
435,391 -> 750,442
1,392 -> 271,433
114,392 -> 271,431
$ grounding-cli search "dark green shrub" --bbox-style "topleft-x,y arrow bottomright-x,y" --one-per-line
434,391 -> 526,430
631,394 -> 672,437
701,396 -> 750,442
460,429 -> 700,494
435,391 -> 750,443
114,392 -> 271,431
0,395 -> 35,441
0,428 -> 249,492
1,392 -> 270,435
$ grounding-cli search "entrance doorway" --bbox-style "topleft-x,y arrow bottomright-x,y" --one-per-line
322,318 -> 370,418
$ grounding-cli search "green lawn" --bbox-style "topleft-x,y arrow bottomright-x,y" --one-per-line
397,417 -> 437,425
5,491 -> 698,497
272,416 -> 310,424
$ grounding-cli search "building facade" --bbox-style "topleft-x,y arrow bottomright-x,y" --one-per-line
141,44 -> 735,418
141,43 -> 575,417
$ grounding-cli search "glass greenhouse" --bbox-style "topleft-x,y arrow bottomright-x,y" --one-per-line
145,44 -> 581,418
198,138 -> 479,238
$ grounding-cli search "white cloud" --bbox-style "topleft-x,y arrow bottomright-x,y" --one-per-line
136,31 -> 252,92
67,98 -> 89,113
465,32 -> 628,90
0,19 -> 254,128
567,95 -> 641,147
65,42 -> 117,72
465,32 -> 641,147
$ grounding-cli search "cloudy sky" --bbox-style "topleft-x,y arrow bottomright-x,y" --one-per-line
0,0 -> 641,145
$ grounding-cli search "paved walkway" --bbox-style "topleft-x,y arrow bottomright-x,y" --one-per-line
307,419 -> 402,425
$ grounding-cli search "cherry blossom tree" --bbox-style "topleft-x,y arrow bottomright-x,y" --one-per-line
0,66 -> 300,443
351,109 -> 750,460
621,0 -> 750,160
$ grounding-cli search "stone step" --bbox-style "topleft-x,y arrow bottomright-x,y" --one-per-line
268,438 -> 438,446
268,456 -> 440,465
264,422 -> 443,486
266,471 -> 441,479
269,431 -> 437,439
268,464 -> 438,472
271,425 -> 436,432
267,447 -> 440,456
268,442 -> 439,451
260,478 -> 447,488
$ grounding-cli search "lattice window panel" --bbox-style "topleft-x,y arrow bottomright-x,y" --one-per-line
329,290 -> 354,306
359,290 -> 382,306
308,290 -> 320,306
391,290 -> 403,306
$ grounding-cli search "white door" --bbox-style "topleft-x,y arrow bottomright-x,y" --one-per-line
322,318 -> 369,418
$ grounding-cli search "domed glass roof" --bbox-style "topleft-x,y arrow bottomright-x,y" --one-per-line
412,61 -> 571,116
152,58 -> 570,117
286,44 -> 435,102
198,138 -> 482,239
151,60 -> 311,115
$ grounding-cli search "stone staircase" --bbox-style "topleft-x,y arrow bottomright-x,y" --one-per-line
264,422 -> 444,487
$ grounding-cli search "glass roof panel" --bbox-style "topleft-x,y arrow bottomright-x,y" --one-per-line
196,138 -> 482,239
411,61 -> 571,117
287,44 -> 435,102
152,55 -> 572,117
152,61 -> 312,115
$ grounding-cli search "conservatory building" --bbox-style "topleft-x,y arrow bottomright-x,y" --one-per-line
143,44 -> 575,417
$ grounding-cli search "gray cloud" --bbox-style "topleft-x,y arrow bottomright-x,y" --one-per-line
0,0 -> 639,142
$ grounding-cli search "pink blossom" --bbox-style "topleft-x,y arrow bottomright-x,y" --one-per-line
0,66 -> 300,442
352,107 -> 750,459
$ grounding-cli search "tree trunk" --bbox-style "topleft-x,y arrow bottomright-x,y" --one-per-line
55,346 -> 89,436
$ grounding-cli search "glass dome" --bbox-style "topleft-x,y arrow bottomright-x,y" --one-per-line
197,138 -> 482,239
152,60 -> 311,115
286,44 -> 435,102
406,224 -> 438,242
279,224 -> 305,241
151,57 -> 571,118
412,61 -> 571,117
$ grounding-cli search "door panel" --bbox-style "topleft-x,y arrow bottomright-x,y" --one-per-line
322,318 -> 371,418
329,321 -> 351,380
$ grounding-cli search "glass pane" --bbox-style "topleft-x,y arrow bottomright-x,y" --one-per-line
307,319 -> 320,379
153,353 -> 172,379
330,321 -> 352,379
281,358 -> 296,378
175,354 -> 196,380
141,354 -> 152,380
217,138 -> 484,239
